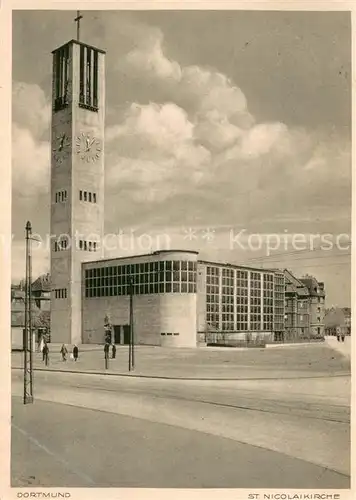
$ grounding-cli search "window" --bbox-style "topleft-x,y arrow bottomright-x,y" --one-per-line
55,288 -> 67,299
55,190 -> 67,203
84,191 -> 87,202
93,193 -> 97,203
54,237 -> 68,252
88,192 -> 92,202
79,46 -> 99,111
78,239 -> 98,252
53,44 -> 70,112
79,190 -> 83,200
84,259 -> 197,298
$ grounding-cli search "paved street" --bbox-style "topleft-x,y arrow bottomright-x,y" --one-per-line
11,343 -> 351,488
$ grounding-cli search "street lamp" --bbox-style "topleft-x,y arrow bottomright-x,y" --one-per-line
104,315 -> 111,370
23,221 -> 35,404
128,276 -> 135,371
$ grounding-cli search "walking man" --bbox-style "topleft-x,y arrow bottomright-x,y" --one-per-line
73,344 -> 79,361
60,344 -> 68,361
43,343 -> 49,366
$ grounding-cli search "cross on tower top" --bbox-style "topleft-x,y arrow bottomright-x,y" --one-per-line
74,10 -> 83,41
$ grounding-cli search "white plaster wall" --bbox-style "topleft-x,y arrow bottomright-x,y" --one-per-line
159,293 -> 197,347
82,292 -> 197,347
82,294 -> 161,345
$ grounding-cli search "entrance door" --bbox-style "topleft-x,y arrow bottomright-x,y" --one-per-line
113,325 -> 121,344
123,325 -> 130,345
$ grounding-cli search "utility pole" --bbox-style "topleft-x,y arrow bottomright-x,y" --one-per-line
23,221 -> 34,404
104,315 -> 111,370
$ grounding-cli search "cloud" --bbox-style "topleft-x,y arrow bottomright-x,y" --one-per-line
12,123 -> 50,197
122,34 -> 254,126
11,22 -> 351,268
12,82 -> 51,138
11,239 -> 49,282
105,101 -> 211,204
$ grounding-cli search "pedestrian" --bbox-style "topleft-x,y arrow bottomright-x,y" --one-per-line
73,344 -> 79,361
112,343 -> 116,359
43,343 -> 49,366
60,344 -> 68,361
42,341 -> 47,361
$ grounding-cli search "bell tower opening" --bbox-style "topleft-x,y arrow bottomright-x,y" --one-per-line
53,44 -> 70,112
79,45 -> 99,110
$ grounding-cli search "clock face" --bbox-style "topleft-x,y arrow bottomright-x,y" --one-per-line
53,132 -> 71,165
76,132 -> 102,163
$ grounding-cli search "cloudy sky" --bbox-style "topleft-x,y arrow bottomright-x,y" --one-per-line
12,10 -> 351,306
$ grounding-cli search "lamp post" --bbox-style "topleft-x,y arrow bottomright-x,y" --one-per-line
128,276 -> 134,371
104,315 -> 111,370
23,221 -> 34,404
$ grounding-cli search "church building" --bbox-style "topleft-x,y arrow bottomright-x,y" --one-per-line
49,30 -> 320,348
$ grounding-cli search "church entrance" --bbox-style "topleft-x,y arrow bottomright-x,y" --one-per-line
113,325 -> 131,345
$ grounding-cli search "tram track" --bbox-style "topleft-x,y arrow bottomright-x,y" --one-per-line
65,380 -> 350,424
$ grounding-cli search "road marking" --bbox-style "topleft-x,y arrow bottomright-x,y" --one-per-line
11,422 -> 95,485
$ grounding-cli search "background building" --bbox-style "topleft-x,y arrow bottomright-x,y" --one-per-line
300,275 -> 326,337
325,306 -> 351,336
11,281 -> 48,350
284,270 -> 311,340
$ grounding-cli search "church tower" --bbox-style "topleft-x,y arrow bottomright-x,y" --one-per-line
50,26 -> 105,344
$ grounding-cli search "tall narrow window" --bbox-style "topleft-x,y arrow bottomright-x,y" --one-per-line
86,48 -> 91,105
88,192 -> 92,202
79,45 -> 85,104
79,190 -> 83,201
93,193 -> 97,203
93,50 -> 98,108
84,191 -> 87,202
53,45 -> 70,112
79,46 -> 99,112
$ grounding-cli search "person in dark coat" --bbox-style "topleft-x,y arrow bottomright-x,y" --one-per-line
112,344 -> 116,359
43,343 -> 49,365
73,345 -> 79,361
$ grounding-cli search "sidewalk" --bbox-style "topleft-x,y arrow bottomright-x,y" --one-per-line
11,342 -> 350,380
325,336 -> 351,360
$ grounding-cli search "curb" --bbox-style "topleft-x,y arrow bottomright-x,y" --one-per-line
11,366 -> 351,382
